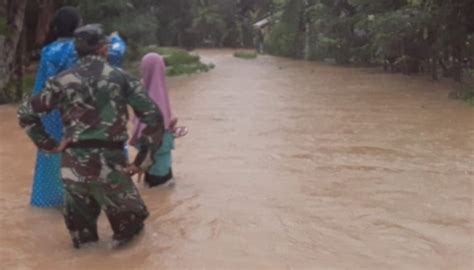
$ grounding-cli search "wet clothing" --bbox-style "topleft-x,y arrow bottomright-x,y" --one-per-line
148,131 -> 174,176
31,38 -> 77,208
143,131 -> 174,187
145,170 -> 173,187
131,53 -> 176,186
62,148 -> 148,246
131,53 -> 172,142
18,55 -> 164,247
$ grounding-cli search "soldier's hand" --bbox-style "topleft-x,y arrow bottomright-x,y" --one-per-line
55,138 -> 72,153
170,117 -> 178,130
124,164 -> 143,176
136,171 -> 144,183
44,138 -> 72,153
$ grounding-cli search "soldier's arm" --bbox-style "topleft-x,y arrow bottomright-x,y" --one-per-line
125,76 -> 164,170
17,79 -> 63,151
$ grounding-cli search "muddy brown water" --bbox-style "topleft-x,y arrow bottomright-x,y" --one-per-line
0,50 -> 473,269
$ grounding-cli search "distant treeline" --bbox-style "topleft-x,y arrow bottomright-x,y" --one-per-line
266,0 -> 474,83
1,0 -> 473,104
0,0 -> 274,103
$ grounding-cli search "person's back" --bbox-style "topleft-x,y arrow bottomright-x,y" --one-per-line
18,24 -> 164,249
34,39 -> 77,96
52,55 -> 136,142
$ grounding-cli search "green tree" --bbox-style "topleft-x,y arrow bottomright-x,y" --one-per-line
0,0 -> 27,103
191,0 -> 226,47
265,0 -> 305,57
267,0 -> 473,83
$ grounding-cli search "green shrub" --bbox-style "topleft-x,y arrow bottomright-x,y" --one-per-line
265,26 -> 299,57
308,36 -> 338,61
234,51 -> 257,59
0,17 -> 8,36
124,46 -> 214,77
466,96 -> 474,106
23,72 -> 36,93
0,73 -> 35,104
140,46 -> 200,65
167,62 -> 214,76
462,69 -> 474,105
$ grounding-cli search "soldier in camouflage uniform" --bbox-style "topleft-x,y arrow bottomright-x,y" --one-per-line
17,24 -> 164,249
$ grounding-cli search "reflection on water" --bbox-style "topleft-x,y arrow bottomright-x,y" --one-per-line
0,50 -> 473,269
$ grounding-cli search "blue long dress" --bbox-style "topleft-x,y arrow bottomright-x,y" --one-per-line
107,34 -> 130,158
30,38 -> 77,207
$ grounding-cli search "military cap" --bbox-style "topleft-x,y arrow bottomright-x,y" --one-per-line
74,24 -> 110,53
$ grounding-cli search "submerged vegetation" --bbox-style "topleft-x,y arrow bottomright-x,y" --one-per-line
234,51 -> 258,59
127,46 -> 215,77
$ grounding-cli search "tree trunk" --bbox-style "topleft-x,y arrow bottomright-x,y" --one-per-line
431,56 -> 438,81
14,27 -> 26,100
35,0 -> 54,46
303,21 -> 310,60
452,43 -> 463,82
430,46 -> 438,80
0,0 -> 27,92
303,0 -> 310,60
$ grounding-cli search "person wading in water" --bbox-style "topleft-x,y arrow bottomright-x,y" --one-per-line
18,24 -> 164,249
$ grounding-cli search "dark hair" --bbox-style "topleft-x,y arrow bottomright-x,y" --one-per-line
53,7 -> 81,38
117,31 -> 128,43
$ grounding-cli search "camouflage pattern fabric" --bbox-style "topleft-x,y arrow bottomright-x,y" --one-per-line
62,147 -> 148,246
18,55 -> 164,247
18,55 -> 163,170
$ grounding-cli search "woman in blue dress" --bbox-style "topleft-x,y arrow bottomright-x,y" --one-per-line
30,7 -> 82,208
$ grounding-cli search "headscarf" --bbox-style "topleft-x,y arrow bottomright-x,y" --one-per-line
130,53 -> 172,145
53,6 -> 82,38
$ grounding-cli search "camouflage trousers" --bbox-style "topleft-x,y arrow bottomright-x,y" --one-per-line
61,147 -> 149,247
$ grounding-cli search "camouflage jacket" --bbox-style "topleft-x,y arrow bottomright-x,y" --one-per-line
18,55 -> 164,170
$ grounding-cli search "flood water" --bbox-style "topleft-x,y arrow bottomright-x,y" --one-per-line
0,50 -> 473,269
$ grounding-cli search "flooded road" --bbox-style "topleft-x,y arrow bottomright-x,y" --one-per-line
0,50 -> 473,269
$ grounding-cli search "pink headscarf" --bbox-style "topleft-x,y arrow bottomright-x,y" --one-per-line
130,53 -> 172,145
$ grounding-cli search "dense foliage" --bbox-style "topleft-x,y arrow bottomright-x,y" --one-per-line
57,0 -> 273,49
1,0 -> 473,103
266,0 -> 474,82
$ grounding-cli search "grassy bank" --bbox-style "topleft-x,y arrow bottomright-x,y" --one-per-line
125,46 -> 214,77
462,70 -> 474,105
0,47 -> 214,104
234,51 -> 258,59
0,73 -> 35,104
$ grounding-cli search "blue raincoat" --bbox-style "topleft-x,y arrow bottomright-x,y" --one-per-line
30,38 -> 77,207
108,34 -> 127,68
